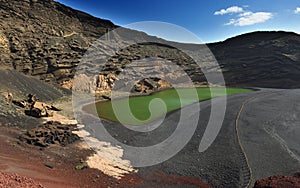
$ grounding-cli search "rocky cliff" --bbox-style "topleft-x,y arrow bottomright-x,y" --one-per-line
0,0 -> 115,83
0,0 -> 207,94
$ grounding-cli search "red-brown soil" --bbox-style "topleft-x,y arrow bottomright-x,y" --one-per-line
0,125 -> 211,188
0,126 -> 126,188
254,175 -> 300,188
0,172 -> 43,188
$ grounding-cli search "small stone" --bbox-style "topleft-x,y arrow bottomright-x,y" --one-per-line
44,164 -> 54,169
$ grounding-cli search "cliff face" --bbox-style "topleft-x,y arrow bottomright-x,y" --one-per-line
0,0 -> 115,83
1,0 -> 300,91
0,0 -> 206,93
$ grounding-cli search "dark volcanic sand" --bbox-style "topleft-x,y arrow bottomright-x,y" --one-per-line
81,88 -> 300,188
2,88 -> 300,187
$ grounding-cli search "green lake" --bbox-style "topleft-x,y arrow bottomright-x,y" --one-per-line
83,88 -> 252,125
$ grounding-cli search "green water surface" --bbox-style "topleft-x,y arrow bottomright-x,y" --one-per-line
83,88 -> 252,125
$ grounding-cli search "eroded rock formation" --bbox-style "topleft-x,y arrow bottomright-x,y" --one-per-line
19,121 -> 79,147
0,0 -> 115,83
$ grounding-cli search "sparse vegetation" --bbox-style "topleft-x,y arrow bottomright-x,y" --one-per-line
75,164 -> 87,170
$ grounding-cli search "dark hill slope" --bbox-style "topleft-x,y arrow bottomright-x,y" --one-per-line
0,69 -> 64,128
0,69 -> 64,101
209,31 -> 300,88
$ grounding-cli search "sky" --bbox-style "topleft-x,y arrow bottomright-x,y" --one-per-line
55,0 -> 300,43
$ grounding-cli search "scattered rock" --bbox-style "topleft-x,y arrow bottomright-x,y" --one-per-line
132,78 -> 172,93
44,164 -> 54,169
11,93 -> 60,118
19,121 -> 80,147
12,100 -> 27,108
25,108 -> 43,118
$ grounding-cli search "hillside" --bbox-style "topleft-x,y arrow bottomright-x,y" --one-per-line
209,31 -> 300,88
0,0 -> 115,83
1,0 -> 300,90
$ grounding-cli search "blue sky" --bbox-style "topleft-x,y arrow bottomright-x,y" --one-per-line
55,0 -> 300,43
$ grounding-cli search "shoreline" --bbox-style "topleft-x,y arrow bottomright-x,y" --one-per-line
81,87 -> 254,125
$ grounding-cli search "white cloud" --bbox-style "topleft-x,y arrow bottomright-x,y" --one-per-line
225,12 -> 273,26
214,5 -> 273,26
239,11 -> 252,17
214,6 -> 244,15
225,19 -> 236,26
295,7 -> 300,14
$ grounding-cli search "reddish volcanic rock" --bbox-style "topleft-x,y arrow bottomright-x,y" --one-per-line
254,174 -> 300,188
0,172 -> 43,188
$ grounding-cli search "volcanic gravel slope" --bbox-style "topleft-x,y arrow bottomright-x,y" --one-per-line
208,31 -> 300,88
0,69 -> 65,101
238,88 -> 300,187
80,88 -> 300,188
0,69 -> 66,128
